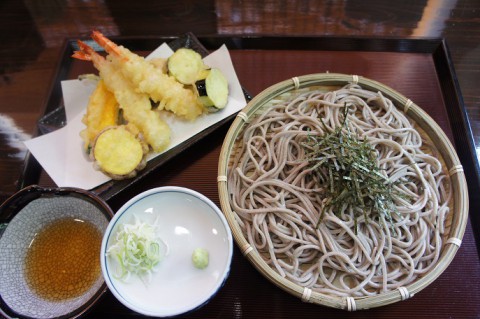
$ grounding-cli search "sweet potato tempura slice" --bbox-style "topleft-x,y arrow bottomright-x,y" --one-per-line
92,125 -> 148,179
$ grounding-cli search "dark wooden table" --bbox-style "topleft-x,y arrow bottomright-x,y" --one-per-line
1,1 -> 479,318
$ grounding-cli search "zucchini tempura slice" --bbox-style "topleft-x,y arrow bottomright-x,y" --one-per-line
92,125 -> 148,179
195,68 -> 229,112
167,48 -> 204,85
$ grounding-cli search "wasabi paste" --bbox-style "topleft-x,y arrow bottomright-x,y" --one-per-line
192,248 -> 209,269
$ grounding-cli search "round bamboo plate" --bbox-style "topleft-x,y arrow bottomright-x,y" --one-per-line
217,73 -> 468,310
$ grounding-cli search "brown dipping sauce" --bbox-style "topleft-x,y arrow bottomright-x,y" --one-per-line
24,218 -> 102,301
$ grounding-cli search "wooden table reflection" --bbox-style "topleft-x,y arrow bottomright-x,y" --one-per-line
0,1 -> 479,318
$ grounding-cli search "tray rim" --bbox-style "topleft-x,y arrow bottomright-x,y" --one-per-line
19,36 -> 480,254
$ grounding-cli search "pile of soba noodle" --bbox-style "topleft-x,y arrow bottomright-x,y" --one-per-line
228,83 -> 452,297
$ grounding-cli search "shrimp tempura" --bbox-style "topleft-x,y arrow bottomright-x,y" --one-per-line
91,30 -> 204,120
73,40 -> 171,153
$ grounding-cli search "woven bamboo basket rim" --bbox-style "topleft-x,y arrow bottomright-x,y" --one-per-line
217,73 -> 469,310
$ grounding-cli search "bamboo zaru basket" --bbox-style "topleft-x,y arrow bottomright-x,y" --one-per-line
217,73 -> 468,310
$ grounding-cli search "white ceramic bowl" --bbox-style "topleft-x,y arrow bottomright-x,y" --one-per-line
100,186 -> 233,317
0,185 -> 113,319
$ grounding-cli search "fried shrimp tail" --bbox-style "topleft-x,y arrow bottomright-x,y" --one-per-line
72,40 -> 171,153
72,40 -> 105,69
91,31 -> 204,120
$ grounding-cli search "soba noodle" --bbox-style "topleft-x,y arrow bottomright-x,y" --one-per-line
228,83 -> 452,297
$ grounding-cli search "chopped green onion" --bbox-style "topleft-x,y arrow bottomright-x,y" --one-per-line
107,215 -> 168,282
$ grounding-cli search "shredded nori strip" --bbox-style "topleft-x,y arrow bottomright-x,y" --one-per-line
303,105 -> 404,233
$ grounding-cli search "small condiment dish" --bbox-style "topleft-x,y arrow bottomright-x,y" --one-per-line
0,185 -> 113,319
101,186 -> 233,317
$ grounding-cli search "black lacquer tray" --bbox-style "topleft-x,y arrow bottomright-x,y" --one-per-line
20,36 -> 479,253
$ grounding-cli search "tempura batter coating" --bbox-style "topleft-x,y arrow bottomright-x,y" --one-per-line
80,79 -> 118,150
91,31 -> 204,120
73,40 -> 171,153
